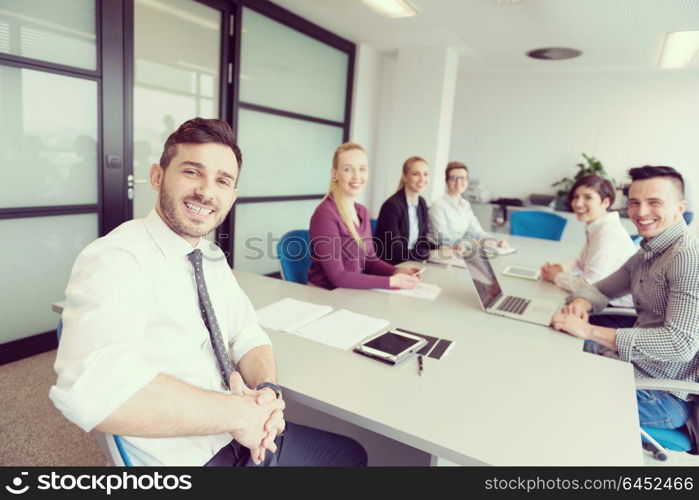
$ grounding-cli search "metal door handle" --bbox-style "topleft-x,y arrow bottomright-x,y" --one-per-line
127,175 -> 148,201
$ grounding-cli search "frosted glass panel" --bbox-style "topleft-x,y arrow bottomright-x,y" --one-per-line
0,213 -> 98,343
234,199 -> 319,275
0,0 -> 96,70
132,0 -> 220,219
240,8 -> 348,122
236,108 -> 343,197
0,65 -> 98,208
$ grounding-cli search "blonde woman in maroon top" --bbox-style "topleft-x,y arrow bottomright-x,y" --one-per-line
308,142 -> 422,290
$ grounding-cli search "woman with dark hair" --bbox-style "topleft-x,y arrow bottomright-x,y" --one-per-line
541,175 -> 636,306
375,156 -> 437,265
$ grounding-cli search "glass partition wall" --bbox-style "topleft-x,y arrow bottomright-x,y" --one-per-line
0,0 -> 100,355
232,6 -> 353,274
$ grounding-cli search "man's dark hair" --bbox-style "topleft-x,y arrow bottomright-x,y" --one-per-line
628,165 -> 684,198
159,117 -> 242,171
568,174 -> 616,209
445,161 -> 469,182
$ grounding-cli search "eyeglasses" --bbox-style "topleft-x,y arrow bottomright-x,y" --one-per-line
447,175 -> 467,182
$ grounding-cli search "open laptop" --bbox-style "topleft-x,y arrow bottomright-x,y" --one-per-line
463,252 -> 562,326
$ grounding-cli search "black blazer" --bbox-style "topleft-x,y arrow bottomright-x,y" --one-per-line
375,190 -> 435,265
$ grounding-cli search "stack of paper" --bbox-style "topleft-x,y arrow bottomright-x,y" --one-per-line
294,309 -> 390,350
429,244 -> 516,267
491,246 -> 517,256
255,297 -> 332,333
428,253 -> 466,268
256,299 -> 391,351
373,283 -> 442,301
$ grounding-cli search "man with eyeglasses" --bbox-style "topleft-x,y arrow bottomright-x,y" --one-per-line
428,161 -> 508,251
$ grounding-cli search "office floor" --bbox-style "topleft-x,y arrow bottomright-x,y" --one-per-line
1,350 -> 695,466
0,350 -> 106,466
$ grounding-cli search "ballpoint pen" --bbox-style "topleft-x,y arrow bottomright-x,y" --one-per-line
417,354 -> 424,376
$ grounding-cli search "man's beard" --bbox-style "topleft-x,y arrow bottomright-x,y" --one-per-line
159,183 -> 224,239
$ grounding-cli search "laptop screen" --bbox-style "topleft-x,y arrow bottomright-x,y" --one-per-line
463,253 -> 503,309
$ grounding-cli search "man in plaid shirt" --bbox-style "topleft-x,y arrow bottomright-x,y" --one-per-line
552,166 -> 698,431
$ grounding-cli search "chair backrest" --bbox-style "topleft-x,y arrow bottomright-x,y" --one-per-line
631,234 -> 643,246
684,212 -> 693,226
510,211 -> 567,241
277,229 -> 311,284
370,218 -> 378,237
56,318 -> 132,466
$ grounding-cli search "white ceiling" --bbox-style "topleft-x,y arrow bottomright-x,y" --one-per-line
270,0 -> 699,72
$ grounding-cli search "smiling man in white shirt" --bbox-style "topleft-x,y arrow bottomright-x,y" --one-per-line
428,162 -> 508,250
50,118 -> 366,467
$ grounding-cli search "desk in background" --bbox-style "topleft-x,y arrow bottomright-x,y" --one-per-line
470,202 -> 637,245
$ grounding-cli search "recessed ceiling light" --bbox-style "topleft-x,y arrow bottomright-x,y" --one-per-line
659,31 -> 699,69
360,0 -> 418,18
526,47 -> 582,60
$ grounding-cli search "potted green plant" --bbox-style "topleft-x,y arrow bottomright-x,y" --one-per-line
551,153 -> 617,211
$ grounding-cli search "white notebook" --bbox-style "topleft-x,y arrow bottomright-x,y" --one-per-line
256,297 -> 333,333
294,309 -> 390,350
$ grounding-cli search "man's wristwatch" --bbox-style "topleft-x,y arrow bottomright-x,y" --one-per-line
255,382 -> 282,399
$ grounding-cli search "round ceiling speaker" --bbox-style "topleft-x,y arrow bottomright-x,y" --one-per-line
526,47 -> 582,60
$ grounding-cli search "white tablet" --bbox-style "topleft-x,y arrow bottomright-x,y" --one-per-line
354,330 -> 427,365
502,265 -> 541,281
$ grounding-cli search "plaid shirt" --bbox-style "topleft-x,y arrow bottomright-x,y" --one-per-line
570,220 -> 699,401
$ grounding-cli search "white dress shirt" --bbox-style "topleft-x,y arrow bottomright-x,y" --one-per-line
428,194 -> 486,245
554,211 -> 637,307
50,209 -> 272,466
407,201 -> 419,250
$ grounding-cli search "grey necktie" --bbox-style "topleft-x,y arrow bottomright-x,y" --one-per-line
187,249 -> 234,389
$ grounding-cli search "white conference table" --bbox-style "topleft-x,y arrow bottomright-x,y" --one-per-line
52,235 -> 643,466
233,235 -> 642,466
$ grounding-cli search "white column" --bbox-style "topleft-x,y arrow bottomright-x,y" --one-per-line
370,45 -> 459,215
349,43 -> 384,208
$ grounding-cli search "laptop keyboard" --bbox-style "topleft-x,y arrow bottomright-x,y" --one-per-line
496,295 -> 531,315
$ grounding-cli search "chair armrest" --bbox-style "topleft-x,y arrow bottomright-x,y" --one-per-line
636,378 -> 699,395
593,307 -> 637,317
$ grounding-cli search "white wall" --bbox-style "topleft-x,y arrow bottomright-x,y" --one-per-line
449,70 -> 699,236
369,52 -> 397,216
363,46 -> 458,216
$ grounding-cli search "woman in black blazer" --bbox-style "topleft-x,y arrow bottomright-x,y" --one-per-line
376,156 -> 437,265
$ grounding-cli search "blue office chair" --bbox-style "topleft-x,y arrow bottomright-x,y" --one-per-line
636,378 -> 699,461
510,211 -> 567,241
56,319 -> 133,466
277,229 -> 311,284
684,212 -> 693,225
370,218 -> 378,237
